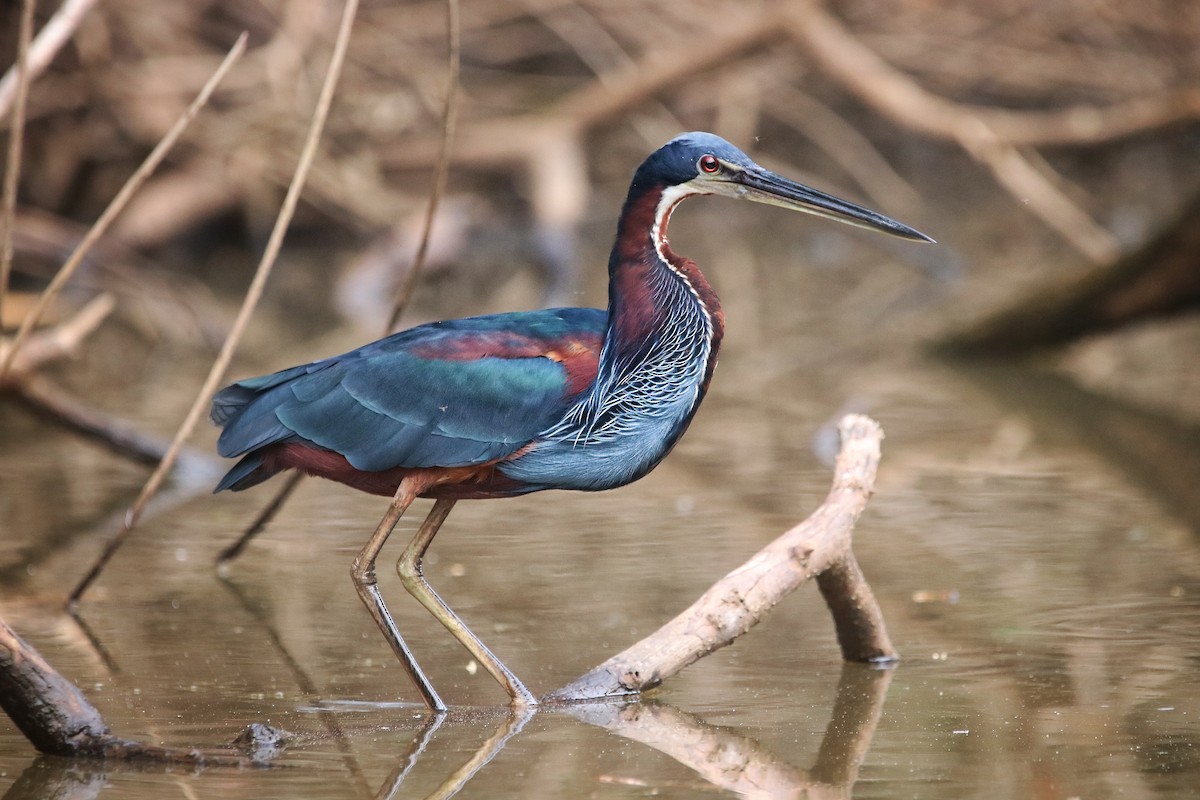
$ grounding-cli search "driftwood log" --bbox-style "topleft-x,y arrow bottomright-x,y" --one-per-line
550,413 -> 893,702
0,615 -> 281,765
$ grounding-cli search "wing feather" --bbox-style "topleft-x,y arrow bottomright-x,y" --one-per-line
211,308 -> 606,474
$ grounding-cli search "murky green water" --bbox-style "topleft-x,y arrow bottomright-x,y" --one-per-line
3,168 -> 1200,798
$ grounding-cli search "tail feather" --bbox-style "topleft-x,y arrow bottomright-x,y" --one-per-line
211,365 -> 324,493
210,384 -> 259,426
213,452 -> 276,493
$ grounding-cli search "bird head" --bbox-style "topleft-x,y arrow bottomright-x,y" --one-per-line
634,132 -> 933,243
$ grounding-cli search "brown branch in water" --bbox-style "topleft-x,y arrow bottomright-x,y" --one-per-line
817,551 -> 896,663
936,187 -> 1200,356
0,616 -> 111,757
550,414 -> 894,703
0,614 -> 285,764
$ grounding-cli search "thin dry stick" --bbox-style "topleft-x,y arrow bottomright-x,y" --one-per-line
385,0 -> 461,333
221,0 -> 462,566
0,0 -> 101,120
0,33 -> 249,382
68,0 -> 361,605
216,470 -> 306,565
0,0 -> 36,327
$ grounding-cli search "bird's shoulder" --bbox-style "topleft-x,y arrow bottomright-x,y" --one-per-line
362,307 -> 605,359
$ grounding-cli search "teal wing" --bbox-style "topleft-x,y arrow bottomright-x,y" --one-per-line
211,308 -> 605,475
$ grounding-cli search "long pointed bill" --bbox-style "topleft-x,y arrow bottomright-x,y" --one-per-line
723,165 -> 934,243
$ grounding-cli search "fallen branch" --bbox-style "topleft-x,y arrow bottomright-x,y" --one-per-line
936,188 -> 1200,355
0,614 -> 278,764
550,413 -> 894,703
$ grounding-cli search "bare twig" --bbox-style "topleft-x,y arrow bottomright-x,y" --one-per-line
550,414 -> 894,703
64,9 -> 356,603
0,0 -> 102,121
0,33 -> 249,382
385,0 -> 461,333
0,0 -> 36,329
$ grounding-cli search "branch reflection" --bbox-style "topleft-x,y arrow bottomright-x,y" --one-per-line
565,663 -> 893,798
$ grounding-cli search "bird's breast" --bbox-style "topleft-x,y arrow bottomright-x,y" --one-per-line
499,305 -> 713,492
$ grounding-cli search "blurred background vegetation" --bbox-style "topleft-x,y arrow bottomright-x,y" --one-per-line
4,0 -> 1200,366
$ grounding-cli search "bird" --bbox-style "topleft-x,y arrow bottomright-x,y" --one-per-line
210,132 -> 932,711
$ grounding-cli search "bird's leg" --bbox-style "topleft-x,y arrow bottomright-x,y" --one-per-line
398,499 -> 538,707
351,478 -> 445,711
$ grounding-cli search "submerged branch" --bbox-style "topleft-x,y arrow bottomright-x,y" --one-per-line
937,189 -> 1200,356
0,614 -> 279,765
550,414 -> 894,703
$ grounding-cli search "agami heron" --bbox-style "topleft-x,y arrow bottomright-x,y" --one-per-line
212,132 -> 932,710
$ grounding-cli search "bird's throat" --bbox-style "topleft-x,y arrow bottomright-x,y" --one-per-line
606,184 -> 725,381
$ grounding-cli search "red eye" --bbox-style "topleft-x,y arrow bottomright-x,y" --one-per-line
698,154 -> 720,174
